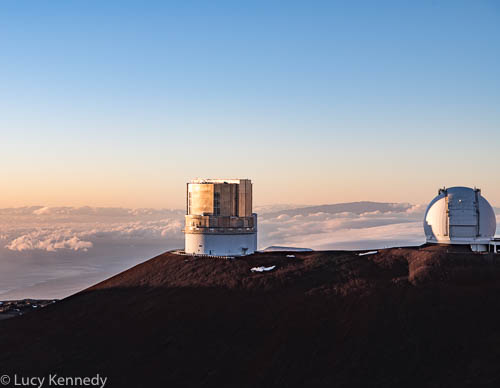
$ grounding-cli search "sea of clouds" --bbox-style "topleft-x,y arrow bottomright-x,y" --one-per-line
1,203 -> 498,299
0,206 -> 185,299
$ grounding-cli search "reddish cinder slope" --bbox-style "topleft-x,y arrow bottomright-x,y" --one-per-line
1,247 -> 500,387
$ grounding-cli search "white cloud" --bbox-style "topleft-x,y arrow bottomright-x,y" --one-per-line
32,207 -> 51,216
258,203 -> 427,249
1,206 -> 185,254
6,230 -> 93,252
3,219 -> 184,253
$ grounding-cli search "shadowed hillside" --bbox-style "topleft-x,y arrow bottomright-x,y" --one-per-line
1,247 -> 500,387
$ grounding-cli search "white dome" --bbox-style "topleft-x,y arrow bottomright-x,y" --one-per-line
424,186 -> 496,245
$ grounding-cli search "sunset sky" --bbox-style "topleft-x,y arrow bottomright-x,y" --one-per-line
1,1 -> 499,208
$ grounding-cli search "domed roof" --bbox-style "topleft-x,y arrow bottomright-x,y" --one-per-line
424,186 -> 496,244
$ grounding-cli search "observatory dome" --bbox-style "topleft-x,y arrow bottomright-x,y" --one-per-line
424,187 -> 496,249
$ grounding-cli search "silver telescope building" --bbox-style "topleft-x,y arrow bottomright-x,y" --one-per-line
424,186 -> 498,252
184,179 -> 257,256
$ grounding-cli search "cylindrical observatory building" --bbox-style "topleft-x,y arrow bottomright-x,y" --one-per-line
424,186 -> 497,252
184,179 -> 257,256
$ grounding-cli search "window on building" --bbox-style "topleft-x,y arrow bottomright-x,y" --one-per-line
214,192 -> 220,215
188,192 -> 192,214
235,186 -> 239,216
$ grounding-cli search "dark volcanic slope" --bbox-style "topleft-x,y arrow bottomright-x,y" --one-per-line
2,247 -> 500,387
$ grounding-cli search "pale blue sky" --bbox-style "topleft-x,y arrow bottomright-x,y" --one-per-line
1,1 -> 499,207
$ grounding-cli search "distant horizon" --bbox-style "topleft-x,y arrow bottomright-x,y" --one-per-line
2,198 -> 499,210
3,182 -> 500,209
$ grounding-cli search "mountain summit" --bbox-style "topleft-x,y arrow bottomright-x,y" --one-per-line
1,246 -> 500,387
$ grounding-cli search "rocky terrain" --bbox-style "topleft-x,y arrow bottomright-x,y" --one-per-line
1,245 -> 500,387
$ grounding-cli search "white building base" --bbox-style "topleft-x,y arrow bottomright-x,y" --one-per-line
185,233 -> 257,256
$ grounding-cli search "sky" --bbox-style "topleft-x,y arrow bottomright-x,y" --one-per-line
1,1 -> 500,208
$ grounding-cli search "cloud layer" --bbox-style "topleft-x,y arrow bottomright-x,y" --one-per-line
0,206 -> 186,299
0,203 -> 498,299
6,231 -> 93,252
258,203 -> 427,250
1,206 -> 184,253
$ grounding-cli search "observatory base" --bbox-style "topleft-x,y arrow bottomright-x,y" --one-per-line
185,232 -> 257,256
427,240 -> 491,253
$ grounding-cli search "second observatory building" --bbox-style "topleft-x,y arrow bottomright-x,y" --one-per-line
184,179 -> 257,256
424,186 -> 497,252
